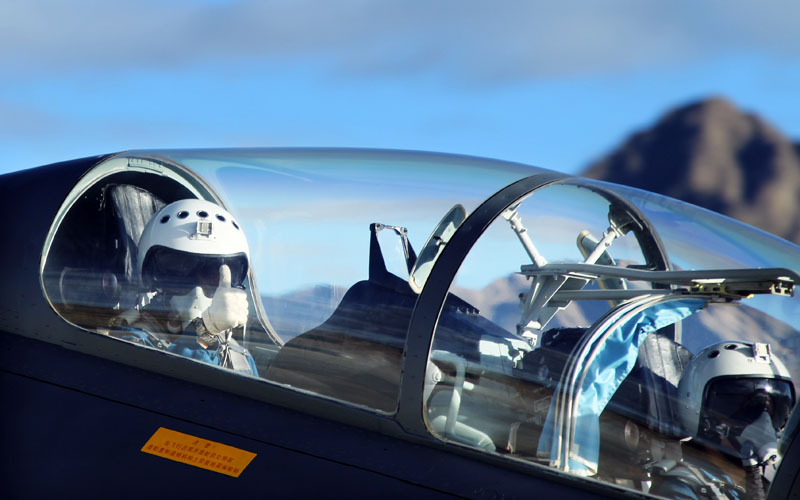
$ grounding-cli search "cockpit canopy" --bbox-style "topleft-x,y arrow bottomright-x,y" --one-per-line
38,148 -> 800,497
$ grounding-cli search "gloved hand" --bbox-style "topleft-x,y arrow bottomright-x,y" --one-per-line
202,264 -> 249,334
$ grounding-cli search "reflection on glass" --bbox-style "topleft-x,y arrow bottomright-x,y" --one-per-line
424,181 -> 800,499
41,149 -> 540,413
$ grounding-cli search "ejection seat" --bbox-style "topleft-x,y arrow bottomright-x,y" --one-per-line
265,222 -> 489,416
507,326 -> 691,482
597,331 -> 692,482
265,223 -> 418,411
101,184 -> 165,310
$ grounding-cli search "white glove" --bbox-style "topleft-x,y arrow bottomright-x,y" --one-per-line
201,264 -> 249,334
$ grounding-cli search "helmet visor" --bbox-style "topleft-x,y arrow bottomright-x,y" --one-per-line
704,377 -> 795,433
145,246 -> 249,295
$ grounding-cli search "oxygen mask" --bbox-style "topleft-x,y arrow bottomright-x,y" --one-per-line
169,286 -> 213,328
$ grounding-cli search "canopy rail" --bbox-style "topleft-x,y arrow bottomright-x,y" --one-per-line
522,264 -> 797,301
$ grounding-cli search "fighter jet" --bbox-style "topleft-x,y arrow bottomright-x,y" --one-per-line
2,148 -> 799,499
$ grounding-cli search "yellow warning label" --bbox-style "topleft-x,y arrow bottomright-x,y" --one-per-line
141,427 -> 256,478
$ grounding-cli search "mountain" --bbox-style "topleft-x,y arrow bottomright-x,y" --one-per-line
262,284 -> 347,340
582,97 -> 800,244
452,275 -> 614,333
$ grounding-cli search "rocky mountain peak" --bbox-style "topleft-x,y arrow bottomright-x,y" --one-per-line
583,97 -> 800,244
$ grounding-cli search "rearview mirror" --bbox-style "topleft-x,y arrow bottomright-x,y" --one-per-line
409,204 -> 467,294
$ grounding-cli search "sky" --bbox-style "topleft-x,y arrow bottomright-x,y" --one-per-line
1,0 -> 799,176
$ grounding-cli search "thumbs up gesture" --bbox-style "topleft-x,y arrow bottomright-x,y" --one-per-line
202,264 -> 249,334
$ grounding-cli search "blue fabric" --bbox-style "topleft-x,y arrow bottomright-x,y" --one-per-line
537,298 -> 706,474
114,326 -> 258,376
651,461 -> 743,499
169,336 -> 259,376
168,335 -> 221,363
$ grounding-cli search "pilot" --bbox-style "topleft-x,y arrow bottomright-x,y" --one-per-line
111,199 -> 257,376
649,341 -> 795,500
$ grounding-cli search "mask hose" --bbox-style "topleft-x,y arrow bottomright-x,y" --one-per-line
734,439 -> 768,500
742,460 -> 766,500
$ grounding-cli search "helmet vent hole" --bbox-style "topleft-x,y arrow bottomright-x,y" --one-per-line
177,211 -> 189,219
160,215 -> 170,224
197,210 -> 209,218
216,214 -> 226,222
232,220 -> 240,230
725,344 -> 737,350
708,350 -> 720,359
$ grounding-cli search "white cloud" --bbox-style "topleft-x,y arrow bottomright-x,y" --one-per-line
2,0 -> 798,81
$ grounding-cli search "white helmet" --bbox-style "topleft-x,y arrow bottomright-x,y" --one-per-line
678,341 -> 794,455
137,199 -> 250,294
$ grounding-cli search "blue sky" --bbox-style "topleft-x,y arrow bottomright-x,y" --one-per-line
1,0 -> 799,176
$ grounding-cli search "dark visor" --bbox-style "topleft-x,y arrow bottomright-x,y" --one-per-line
144,246 -> 248,294
704,377 -> 795,432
